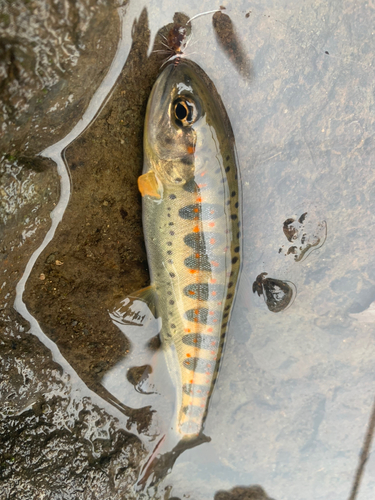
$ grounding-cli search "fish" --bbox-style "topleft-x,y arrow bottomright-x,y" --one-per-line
137,57 -> 242,441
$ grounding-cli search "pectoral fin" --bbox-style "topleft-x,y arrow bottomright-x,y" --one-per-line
138,171 -> 161,199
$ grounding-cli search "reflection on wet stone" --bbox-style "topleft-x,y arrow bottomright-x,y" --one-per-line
126,364 -> 153,394
280,210 -> 327,262
212,11 -> 251,79
253,272 -> 296,312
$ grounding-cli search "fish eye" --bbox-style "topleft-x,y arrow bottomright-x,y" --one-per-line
173,97 -> 199,127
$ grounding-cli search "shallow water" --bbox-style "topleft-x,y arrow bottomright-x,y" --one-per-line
1,0 -> 375,499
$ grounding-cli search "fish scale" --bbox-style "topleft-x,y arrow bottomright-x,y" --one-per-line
140,58 -> 241,439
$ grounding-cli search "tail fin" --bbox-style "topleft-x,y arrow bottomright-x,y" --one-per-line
136,432 -> 211,491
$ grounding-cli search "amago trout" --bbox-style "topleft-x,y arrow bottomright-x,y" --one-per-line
138,58 -> 241,440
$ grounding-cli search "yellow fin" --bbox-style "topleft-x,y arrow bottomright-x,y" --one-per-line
138,171 -> 161,199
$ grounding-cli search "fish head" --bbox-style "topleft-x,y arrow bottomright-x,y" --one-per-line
144,60 -> 208,186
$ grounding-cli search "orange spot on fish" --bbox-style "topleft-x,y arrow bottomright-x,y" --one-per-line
193,226 -> 199,233
210,278 -> 217,284
195,309 -> 199,314
189,269 -> 197,274
189,290 -> 195,295
211,341 -> 215,346
210,238 -> 216,245
211,350 -> 215,355
195,253 -> 200,258
194,207 -> 199,213
187,146 -> 195,154
186,361 -> 190,365
196,197 -> 202,203
186,353 -> 191,358
211,291 -> 217,296
218,302 -> 222,305
210,210 -> 215,214
190,379 -> 194,384
194,318 -> 198,322
198,183 -> 207,188
208,222 -> 215,228
193,338 -> 198,343
200,172 -> 206,177
209,311 -> 214,316
207,327 -> 213,333
185,328 -> 191,333
211,261 -> 219,267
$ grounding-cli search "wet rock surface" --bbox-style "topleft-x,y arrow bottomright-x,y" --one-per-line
1,312 -> 143,500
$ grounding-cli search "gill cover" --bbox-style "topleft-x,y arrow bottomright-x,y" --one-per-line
143,61 -> 206,185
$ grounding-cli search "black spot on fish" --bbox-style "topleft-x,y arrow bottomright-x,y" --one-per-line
184,283 -> 209,301
167,250 -> 172,255
169,300 -> 174,305
235,202 -> 239,208
169,222 -> 174,226
169,194 -> 176,200
225,166 -> 230,172
226,155 -> 230,161
170,231 -> 175,235
183,357 -> 214,373
179,203 -> 224,221
223,312 -> 229,318
225,305 -> 230,310
181,156 -> 193,165
175,177 -> 182,182
169,272 -> 175,278
182,333 -> 218,350
231,214 -> 237,220
185,308 -> 208,324
228,282 -> 233,288
183,179 -> 198,193
231,191 -> 236,197
183,383 -> 209,398
182,405 -> 202,417
237,232 -> 240,238
232,256 -> 238,264
185,255 -> 211,272
184,232 -> 206,253
167,213 -> 171,217
227,293 -> 233,299
168,259 -> 173,264
171,323 -> 176,328
234,246 -> 240,253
